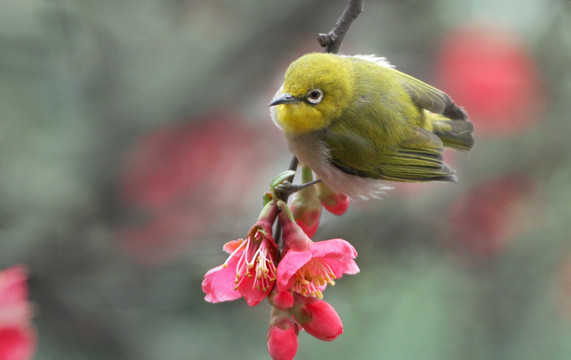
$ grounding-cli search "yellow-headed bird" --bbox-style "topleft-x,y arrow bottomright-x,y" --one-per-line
270,53 -> 474,199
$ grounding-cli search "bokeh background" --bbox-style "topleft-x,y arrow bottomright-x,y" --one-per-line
1,0 -> 570,359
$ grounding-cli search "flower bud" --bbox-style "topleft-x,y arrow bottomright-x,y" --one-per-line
267,309 -> 299,360
277,201 -> 312,252
0,266 -> 36,360
316,182 -> 350,216
269,290 -> 294,310
291,297 -> 343,341
290,167 -> 322,238
257,200 -> 279,231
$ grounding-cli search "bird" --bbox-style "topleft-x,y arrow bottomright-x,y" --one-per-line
269,52 -> 474,199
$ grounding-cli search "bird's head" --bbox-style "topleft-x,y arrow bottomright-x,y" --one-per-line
270,53 -> 353,135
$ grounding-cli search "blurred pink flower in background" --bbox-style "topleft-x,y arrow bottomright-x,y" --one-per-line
119,114 -> 272,264
437,25 -> 544,136
447,174 -> 536,259
121,113 -> 270,207
0,266 -> 35,360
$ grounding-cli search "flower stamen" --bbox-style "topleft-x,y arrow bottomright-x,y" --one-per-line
292,258 -> 337,299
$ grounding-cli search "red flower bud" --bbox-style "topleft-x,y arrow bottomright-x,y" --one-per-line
291,296 -> 343,341
270,291 -> 295,311
316,182 -> 350,216
290,165 -> 322,238
277,201 -> 312,252
267,309 -> 299,360
0,266 -> 36,360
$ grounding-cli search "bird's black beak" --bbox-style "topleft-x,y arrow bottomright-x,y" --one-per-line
269,93 -> 299,106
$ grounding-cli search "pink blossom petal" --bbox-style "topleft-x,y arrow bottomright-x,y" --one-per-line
236,274 -> 270,307
310,239 -> 359,277
222,239 -> 244,254
0,266 -> 35,360
321,254 -> 360,277
202,257 -> 241,303
276,251 -> 313,292
309,239 -> 357,259
0,327 -> 35,360
0,266 -> 29,308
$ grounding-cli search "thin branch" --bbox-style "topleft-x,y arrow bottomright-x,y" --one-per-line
318,0 -> 364,54
287,156 -> 299,181
273,156 -> 299,245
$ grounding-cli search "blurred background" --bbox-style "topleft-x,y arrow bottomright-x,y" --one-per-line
1,0 -> 570,359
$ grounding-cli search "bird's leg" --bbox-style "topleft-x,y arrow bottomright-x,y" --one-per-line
273,178 -> 322,200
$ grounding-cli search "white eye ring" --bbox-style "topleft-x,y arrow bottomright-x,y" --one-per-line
306,89 -> 323,104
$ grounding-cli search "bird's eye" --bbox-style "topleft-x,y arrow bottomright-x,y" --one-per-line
306,89 -> 323,104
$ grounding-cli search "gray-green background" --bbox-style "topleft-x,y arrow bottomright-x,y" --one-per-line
1,0 -> 570,359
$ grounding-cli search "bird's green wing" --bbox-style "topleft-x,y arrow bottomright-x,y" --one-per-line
326,126 -> 457,182
394,70 -> 468,121
377,127 -> 458,182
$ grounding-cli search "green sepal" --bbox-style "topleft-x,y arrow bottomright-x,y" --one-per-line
300,165 -> 314,183
270,170 -> 296,189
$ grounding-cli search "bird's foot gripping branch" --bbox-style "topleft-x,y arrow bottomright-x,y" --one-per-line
202,170 -> 354,360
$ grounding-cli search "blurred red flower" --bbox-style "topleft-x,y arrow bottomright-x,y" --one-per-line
119,114 -> 272,264
0,266 -> 35,360
121,114 -> 266,208
447,174 -> 536,259
437,25 -> 543,136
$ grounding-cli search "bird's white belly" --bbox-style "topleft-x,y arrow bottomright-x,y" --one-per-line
287,133 -> 390,200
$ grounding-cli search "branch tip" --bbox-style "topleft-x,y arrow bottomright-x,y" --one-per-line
319,0 -> 364,54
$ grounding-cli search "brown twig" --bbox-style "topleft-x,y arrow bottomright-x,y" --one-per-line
318,0 -> 364,54
273,156 -> 300,245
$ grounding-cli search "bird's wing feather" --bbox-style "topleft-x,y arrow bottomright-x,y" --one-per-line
377,127 -> 458,182
326,126 -> 457,182
393,71 -> 468,121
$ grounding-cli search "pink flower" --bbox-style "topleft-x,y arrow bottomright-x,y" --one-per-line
276,201 -> 359,298
267,309 -> 299,360
0,265 -> 35,360
290,296 -> 343,341
202,202 -> 279,306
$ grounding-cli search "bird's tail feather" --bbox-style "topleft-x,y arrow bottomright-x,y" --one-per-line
429,113 -> 475,151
